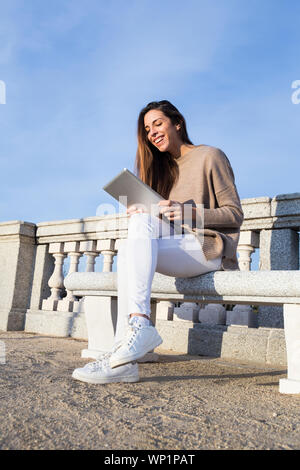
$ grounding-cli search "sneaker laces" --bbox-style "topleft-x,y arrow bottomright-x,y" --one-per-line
124,319 -> 142,350
86,340 -> 124,371
86,352 -> 111,372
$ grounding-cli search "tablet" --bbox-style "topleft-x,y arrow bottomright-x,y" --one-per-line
103,168 -> 164,214
102,168 -> 182,233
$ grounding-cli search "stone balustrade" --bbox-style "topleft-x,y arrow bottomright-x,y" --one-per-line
65,269 -> 300,393
0,193 -> 299,365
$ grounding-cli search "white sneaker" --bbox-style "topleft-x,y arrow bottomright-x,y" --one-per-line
109,317 -> 163,369
72,352 -> 139,384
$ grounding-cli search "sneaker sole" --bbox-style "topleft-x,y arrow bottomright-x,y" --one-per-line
110,336 -> 163,369
72,371 -> 139,384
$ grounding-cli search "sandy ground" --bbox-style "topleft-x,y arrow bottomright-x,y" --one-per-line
0,330 -> 299,451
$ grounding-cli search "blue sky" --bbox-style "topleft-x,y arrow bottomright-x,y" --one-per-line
0,0 -> 300,224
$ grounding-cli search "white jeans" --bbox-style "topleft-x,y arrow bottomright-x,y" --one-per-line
114,213 -> 222,343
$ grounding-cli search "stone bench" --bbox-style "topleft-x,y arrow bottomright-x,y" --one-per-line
64,270 -> 300,394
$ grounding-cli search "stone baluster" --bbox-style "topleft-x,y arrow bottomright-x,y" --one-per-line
226,231 -> 259,327
97,239 -> 116,272
57,242 -> 82,312
237,231 -> 259,271
42,243 -> 66,311
80,241 -> 98,272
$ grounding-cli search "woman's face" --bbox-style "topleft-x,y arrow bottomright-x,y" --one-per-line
144,109 -> 182,154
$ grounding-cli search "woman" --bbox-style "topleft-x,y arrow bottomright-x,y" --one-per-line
72,100 -> 244,384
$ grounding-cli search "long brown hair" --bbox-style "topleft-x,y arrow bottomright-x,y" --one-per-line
135,100 -> 193,199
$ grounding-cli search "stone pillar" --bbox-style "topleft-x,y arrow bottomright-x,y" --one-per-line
258,229 -> 299,328
279,304 -> 300,394
0,221 -> 36,331
259,228 -> 299,271
81,296 -> 117,358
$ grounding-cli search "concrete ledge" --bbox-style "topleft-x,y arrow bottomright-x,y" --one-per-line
155,320 -> 287,366
70,312 -> 88,340
23,311 -> 287,366
25,309 -> 75,337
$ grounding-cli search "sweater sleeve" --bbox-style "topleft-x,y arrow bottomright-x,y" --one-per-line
200,149 -> 244,228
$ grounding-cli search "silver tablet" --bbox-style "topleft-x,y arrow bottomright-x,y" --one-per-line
103,168 -> 182,233
103,168 -> 164,215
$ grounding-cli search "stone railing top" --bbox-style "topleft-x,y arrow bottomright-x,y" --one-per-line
2,193 -> 300,245
65,270 -> 300,306
33,193 -> 300,244
35,214 -> 129,243
242,193 -> 300,203
241,193 -> 300,230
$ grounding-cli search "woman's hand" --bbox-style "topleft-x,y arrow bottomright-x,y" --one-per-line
126,204 -> 147,217
158,200 -> 184,222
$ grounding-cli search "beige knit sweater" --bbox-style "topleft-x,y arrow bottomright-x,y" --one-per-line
168,145 -> 244,271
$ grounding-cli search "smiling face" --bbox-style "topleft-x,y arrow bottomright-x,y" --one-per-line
144,109 -> 182,156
